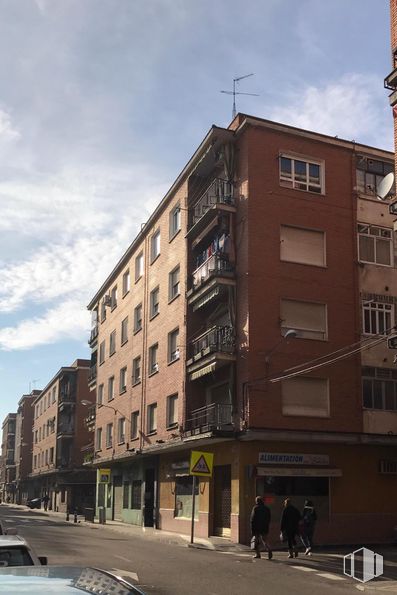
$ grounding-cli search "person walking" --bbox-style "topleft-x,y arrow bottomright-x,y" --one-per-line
250,496 -> 273,560
280,498 -> 301,558
42,493 -> 50,512
300,499 -> 317,555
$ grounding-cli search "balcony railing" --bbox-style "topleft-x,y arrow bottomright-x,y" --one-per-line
89,325 -> 98,345
190,326 -> 235,359
57,425 -> 74,435
184,403 -> 233,434
385,67 -> 397,91
190,178 -> 233,228
88,364 -> 97,383
192,254 -> 234,289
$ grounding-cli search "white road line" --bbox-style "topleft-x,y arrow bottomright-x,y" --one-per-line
316,572 -> 346,581
290,565 -> 317,572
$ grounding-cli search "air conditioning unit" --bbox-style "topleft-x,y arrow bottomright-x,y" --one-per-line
103,295 -> 111,306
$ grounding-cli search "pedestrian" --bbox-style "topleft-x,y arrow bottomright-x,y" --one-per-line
42,493 -> 50,512
300,499 -> 317,555
280,498 -> 301,558
250,496 -> 273,560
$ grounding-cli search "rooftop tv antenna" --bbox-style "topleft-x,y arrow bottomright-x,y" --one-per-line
221,73 -> 259,120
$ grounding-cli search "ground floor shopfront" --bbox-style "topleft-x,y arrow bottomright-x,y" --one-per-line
27,468 -> 95,513
93,435 -> 397,545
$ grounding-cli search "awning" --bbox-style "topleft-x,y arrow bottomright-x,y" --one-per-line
190,362 -> 216,381
192,287 -> 220,311
256,467 -> 342,477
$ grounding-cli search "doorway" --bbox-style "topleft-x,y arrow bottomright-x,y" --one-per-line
213,464 -> 231,537
144,468 -> 155,527
113,476 -> 123,521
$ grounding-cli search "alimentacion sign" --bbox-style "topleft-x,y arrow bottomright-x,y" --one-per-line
259,452 -> 330,466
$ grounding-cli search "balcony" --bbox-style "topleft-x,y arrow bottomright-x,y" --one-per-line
84,405 -> 96,432
188,254 -> 235,311
184,403 -> 233,436
188,178 -> 235,235
385,67 -> 397,91
187,326 -> 235,381
88,364 -> 97,385
57,424 -> 74,437
88,325 -> 98,346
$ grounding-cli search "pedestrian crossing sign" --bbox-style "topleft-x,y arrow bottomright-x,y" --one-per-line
190,451 -> 214,477
98,468 -> 111,484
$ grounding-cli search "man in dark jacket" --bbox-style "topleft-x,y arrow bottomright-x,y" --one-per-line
250,496 -> 272,560
280,498 -> 301,558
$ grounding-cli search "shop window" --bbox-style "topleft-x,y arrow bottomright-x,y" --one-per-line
123,482 -> 130,509
174,476 -> 199,519
131,480 -> 142,510
280,225 -> 326,267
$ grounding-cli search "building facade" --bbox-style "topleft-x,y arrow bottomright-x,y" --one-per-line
29,359 -> 95,513
87,115 -> 397,545
14,390 -> 41,504
0,413 -> 17,503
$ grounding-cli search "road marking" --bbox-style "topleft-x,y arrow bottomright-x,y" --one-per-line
290,565 -> 317,572
113,555 -> 132,563
316,572 -> 346,581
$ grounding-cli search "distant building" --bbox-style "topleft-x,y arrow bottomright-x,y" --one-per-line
0,413 -> 17,502
87,113 -> 397,545
14,390 -> 41,504
28,359 -> 95,513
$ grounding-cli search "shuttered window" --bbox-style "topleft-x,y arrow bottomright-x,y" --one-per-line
281,299 -> 327,340
282,377 -> 330,417
280,226 -> 326,267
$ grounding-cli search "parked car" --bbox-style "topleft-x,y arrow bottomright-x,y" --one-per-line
26,498 -> 41,509
0,535 -> 47,566
0,565 -> 145,593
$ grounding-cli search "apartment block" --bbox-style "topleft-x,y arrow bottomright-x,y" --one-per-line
0,413 -> 17,503
87,114 -> 397,545
29,359 -> 95,513
14,390 -> 41,504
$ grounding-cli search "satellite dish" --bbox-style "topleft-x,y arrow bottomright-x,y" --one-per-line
376,172 -> 394,200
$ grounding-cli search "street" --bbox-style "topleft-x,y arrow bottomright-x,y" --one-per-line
1,506 -> 397,594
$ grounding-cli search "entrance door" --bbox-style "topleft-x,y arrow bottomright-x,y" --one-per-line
113,476 -> 123,521
144,468 -> 155,527
213,464 -> 231,537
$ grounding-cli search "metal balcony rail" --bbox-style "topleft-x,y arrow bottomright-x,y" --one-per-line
57,425 -> 74,434
89,325 -> 98,343
191,178 -> 233,227
88,364 -> 97,383
185,403 -> 233,432
190,325 -> 235,358
192,254 -> 234,288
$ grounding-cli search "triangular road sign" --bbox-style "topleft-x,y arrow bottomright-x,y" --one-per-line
191,455 -> 210,475
190,450 -> 214,476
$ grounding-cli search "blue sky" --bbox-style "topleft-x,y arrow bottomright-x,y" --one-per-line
0,0 -> 393,421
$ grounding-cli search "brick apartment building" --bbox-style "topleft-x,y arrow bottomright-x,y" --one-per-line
0,413 -> 17,503
13,390 -> 41,504
29,359 -> 95,513
87,113 -> 397,545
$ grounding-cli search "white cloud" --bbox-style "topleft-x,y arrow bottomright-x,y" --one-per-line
269,74 -> 393,150
0,108 -> 20,143
0,299 -> 90,350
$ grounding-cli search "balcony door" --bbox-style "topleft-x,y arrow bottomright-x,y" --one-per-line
212,464 -> 231,537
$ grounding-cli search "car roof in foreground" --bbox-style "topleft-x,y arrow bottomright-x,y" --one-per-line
0,535 -> 25,547
0,565 -> 145,594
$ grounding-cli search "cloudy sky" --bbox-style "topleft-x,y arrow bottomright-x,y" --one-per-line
0,0 -> 393,421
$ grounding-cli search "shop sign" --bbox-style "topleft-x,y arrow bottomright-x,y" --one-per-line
259,452 -> 329,466
171,461 -> 190,470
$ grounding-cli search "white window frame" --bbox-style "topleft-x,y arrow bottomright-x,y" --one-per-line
108,376 -> 114,401
168,328 -> 180,363
166,394 -> 178,428
119,367 -> 127,394
134,304 -> 142,333
358,224 -> 393,267
132,356 -> 141,385
135,252 -> 144,281
122,269 -> 130,296
118,418 -> 126,444
279,154 -> 324,194
362,301 -> 394,336
110,285 -> 117,310
150,230 -> 161,263
109,330 -> 116,356
148,344 -> 159,375
150,286 -> 160,319
169,266 -> 180,301
106,423 -> 113,448
131,411 -> 139,440
362,367 -> 397,411
95,427 -> 102,451
121,316 -> 128,345
97,384 -> 104,406
169,204 -> 181,239
147,403 -> 157,434
99,340 -> 105,365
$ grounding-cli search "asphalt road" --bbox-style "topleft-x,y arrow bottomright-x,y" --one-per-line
0,505 -> 396,594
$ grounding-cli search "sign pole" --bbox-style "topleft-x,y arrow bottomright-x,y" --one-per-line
190,475 -> 196,544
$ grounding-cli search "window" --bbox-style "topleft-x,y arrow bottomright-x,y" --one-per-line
45,450 -> 48,465
99,341 -> 105,365
49,447 -> 54,464
106,423 -> 113,448
122,270 -> 130,296
280,155 -> 323,194
95,427 -> 103,451
33,455 -> 37,469
363,301 -> 394,335
123,482 -> 130,509
362,367 -> 397,411
118,418 -> 126,444
169,266 -> 180,301
97,384 -> 104,406
121,317 -> 129,345
52,387 -> 56,403
169,204 -> 181,239
175,476 -> 199,519
132,356 -> 141,385
150,230 -> 160,263
131,411 -> 139,440
119,367 -> 127,393
280,225 -> 326,267
168,328 -> 180,363
101,299 -> 106,322
149,344 -> 159,375
280,299 -> 327,340
356,156 -> 394,198
108,376 -> 114,401
358,224 -> 393,266
150,286 -> 160,319
167,394 -> 178,428
147,403 -> 157,433
109,330 -> 116,356
110,285 -> 117,310
131,480 -> 142,509
134,304 -> 142,333
135,252 -> 144,281
282,377 -> 330,417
